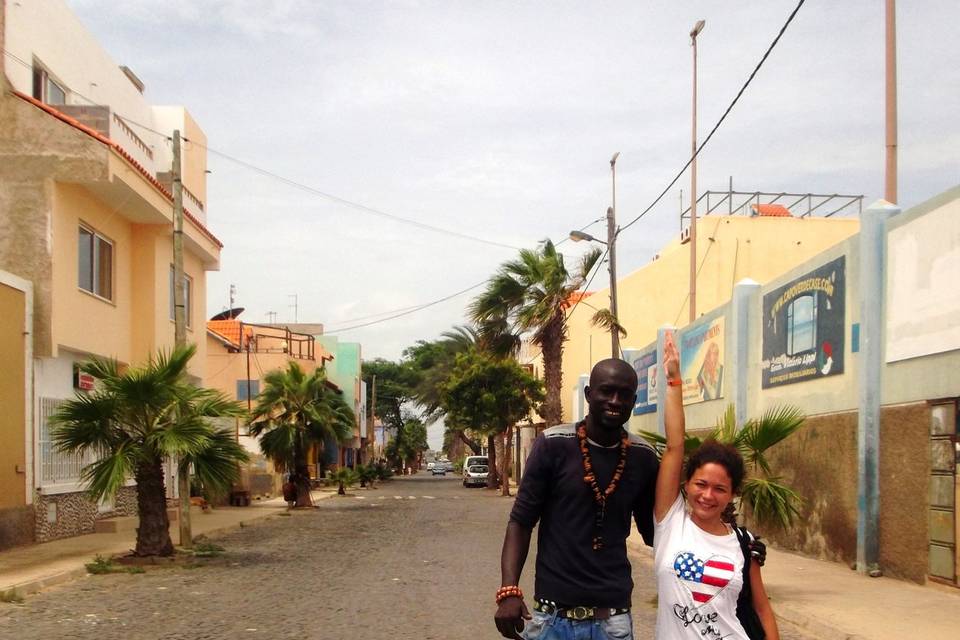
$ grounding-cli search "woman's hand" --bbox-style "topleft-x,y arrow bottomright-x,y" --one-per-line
663,331 -> 680,382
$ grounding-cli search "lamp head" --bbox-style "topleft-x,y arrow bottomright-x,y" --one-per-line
690,20 -> 705,39
610,151 -> 620,167
569,230 -> 593,243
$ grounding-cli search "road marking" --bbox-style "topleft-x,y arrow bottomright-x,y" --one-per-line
407,496 -> 417,500
393,496 -> 403,500
423,496 -> 436,499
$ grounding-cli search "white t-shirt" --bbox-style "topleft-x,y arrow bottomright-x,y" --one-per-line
653,495 -> 748,640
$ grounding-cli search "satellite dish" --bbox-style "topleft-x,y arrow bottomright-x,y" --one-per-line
210,307 -> 245,321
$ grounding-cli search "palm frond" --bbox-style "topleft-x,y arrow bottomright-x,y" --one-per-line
741,476 -> 803,529
186,428 -> 249,497
738,405 -> 805,474
590,308 -> 627,338
80,445 -> 137,502
50,393 -> 124,455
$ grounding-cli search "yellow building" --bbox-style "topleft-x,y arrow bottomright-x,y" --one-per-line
562,209 -> 860,423
0,1 -> 222,545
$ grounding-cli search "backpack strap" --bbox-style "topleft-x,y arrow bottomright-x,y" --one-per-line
732,526 -> 753,597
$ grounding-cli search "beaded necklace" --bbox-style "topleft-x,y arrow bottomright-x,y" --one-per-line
577,421 -> 629,551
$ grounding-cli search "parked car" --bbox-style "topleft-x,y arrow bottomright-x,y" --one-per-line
431,465 -> 446,476
427,461 -> 436,470
462,456 -> 488,478
463,464 -> 489,488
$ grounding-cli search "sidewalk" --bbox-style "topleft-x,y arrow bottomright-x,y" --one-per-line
628,534 -> 960,640
0,491 -> 333,598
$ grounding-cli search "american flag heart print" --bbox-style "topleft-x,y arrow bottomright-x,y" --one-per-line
673,552 -> 735,604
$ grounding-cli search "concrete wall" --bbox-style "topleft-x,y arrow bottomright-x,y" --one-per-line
573,188 -> 960,583
563,215 -> 860,422
4,0 -> 161,173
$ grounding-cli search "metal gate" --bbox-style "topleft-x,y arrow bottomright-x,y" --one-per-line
929,400 -> 957,585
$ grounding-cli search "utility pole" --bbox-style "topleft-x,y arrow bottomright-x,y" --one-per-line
689,19 -> 705,323
289,294 -> 298,323
369,375 -> 377,461
884,0 -> 898,204
172,130 -> 192,548
608,152 -> 620,358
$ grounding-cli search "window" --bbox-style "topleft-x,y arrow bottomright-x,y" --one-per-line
32,65 -> 66,105
169,266 -> 193,328
786,294 -> 817,355
78,225 -> 113,300
236,379 -> 260,401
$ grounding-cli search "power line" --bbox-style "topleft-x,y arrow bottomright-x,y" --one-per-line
169,130 -> 523,252
4,46 -> 525,253
618,0 -> 806,235
325,280 -> 487,333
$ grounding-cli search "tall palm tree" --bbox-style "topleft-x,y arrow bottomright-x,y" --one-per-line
641,404 -> 805,529
51,345 -> 248,557
469,239 -> 602,426
248,362 -> 354,508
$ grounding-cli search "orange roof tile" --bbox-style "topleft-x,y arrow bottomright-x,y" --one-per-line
562,290 -> 593,309
13,91 -> 224,248
207,320 -> 251,348
751,203 -> 793,217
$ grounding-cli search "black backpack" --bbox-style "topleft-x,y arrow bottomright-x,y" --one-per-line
732,526 -> 766,640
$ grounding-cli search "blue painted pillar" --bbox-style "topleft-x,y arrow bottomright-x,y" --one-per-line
731,279 -> 761,428
656,325 -> 675,436
857,200 -> 899,575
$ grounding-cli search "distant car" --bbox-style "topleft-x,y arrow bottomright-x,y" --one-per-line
427,462 -> 436,470
431,466 -> 446,476
463,464 -> 489,488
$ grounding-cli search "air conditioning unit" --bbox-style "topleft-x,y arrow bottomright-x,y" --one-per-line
680,227 -> 691,244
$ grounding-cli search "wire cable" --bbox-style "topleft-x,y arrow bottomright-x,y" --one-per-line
617,0 -> 806,235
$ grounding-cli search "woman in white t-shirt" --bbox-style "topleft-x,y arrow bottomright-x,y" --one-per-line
654,332 -> 779,640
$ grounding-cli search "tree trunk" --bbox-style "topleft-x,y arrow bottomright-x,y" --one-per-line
133,456 -> 174,557
457,430 -> 481,455
177,461 -> 192,549
486,433 -> 498,489
501,426 -> 513,497
293,439 -> 314,508
540,313 -> 565,426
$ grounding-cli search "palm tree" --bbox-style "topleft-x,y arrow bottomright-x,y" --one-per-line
50,345 -> 248,557
641,404 -> 805,529
248,362 -> 354,508
469,240 -> 602,426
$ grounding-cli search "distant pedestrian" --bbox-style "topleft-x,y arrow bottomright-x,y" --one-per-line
653,331 -> 779,639
494,358 -> 658,640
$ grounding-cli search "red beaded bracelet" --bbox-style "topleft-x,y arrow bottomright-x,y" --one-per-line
667,377 -> 682,387
495,585 -> 523,604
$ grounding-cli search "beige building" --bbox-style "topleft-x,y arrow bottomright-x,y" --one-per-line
0,1 -> 222,546
562,209 -> 861,423
205,319 -> 335,497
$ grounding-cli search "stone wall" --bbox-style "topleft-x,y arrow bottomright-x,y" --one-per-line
33,485 -> 139,543
0,505 -> 35,550
761,405 -> 930,583
878,402 -> 930,583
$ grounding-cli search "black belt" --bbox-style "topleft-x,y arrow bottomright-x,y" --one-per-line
533,599 -> 630,621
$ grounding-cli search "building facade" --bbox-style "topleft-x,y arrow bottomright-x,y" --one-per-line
0,0 -> 222,546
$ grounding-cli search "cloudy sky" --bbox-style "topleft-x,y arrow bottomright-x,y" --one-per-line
69,0 -> 958,365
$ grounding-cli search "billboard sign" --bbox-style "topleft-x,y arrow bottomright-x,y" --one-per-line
762,256 -> 845,388
624,348 -> 658,415
679,317 -> 725,405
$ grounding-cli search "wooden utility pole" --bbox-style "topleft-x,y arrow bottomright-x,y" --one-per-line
884,0 -> 898,204
369,375 -> 377,460
172,130 -> 192,548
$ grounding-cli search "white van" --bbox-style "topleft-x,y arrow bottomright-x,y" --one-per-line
462,455 -> 489,487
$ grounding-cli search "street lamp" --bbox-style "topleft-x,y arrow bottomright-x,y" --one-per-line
689,19 -> 705,323
569,152 -> 621,359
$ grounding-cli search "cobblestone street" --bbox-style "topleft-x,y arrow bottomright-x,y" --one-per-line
0,475 -> 814,639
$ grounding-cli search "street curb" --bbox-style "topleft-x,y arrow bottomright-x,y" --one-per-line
625,540 -> 863,640
0,505 -> 290,599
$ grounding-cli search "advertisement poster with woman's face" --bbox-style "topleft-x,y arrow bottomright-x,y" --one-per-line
679,318 -> 725,405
